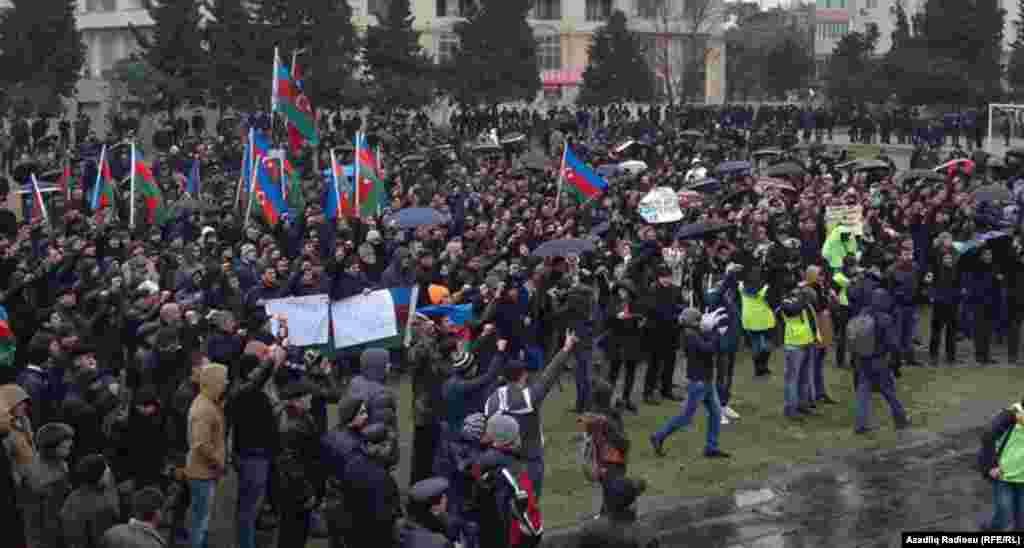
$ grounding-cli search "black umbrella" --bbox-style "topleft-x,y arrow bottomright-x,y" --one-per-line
681,130 -> 704,138
532,238 -> 596,258
761,162 -> 805,178
401,154 -> 427,165
973,184 -> 1012,203
894,169 -> 945,187
676,222 -> 733,241
500,133 -> 526,145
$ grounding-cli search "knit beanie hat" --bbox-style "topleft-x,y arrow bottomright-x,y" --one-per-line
486,414 -> 521,449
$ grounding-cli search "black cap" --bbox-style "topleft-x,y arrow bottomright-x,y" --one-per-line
76,454 -> 109,485
279,380 -> 316,401
363,423 -> 390,443
336,397 -> 366,426
131,487 -> 166,520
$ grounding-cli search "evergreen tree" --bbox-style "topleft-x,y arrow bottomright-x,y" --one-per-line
889,0 -> 912,51
450,0 -> 541,105
578,10 -> 654,105
915,0 -> 1004,104
0,0 -> 85,109
205,0 -> 266,111
1008,0 -> 1024,96
824,23 -> 881,108
364,0 -> 435,110
760,34 -> 813,100
252,0 -> 360,109
133,0 -> 208,116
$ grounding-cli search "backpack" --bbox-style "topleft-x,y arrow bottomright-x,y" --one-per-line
472,463 -> 543,548
847,312 -> 878,358
577,414 -> 609,483
498,467 -> 543,548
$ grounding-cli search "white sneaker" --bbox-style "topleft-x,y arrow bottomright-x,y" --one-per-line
723,406 -> 740,420
720,415 -> 730,425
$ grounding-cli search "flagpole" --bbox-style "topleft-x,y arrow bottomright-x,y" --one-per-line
31,173 -> 48,225
354,132 -> 361,219
129,142 -> 137,229
92,145 -> 106,210
375,142 -> 382,216
555,142 -> 567,210
272,46 -> 279,114
245,154 -> 259,227
235,128 -> 253,211
330,148 -> 342,219
279,155 -> 287,201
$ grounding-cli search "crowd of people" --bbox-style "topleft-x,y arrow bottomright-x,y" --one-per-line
0,99 -> 1021,548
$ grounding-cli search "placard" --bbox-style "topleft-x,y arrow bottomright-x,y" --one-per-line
638,187 -> 683,224
263,294 -> 330,347
825,205 -> 864,235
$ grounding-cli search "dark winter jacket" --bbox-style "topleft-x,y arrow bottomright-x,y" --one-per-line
683,326 -> 719,383
342,448 -> 402,548
965,269 -> 1002,307
442,353 -> 503,433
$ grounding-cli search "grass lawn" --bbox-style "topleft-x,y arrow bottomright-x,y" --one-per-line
378,316 -> 1024,529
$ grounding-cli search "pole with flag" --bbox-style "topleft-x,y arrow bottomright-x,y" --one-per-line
30,173 -> 48,225
272,46 -> 280,115
329,148 -> 342,219
245,154 -> 259,227
375,142 -> 383,215
236,128 -> 254,212
92,145 -> 106,212
555,142 -> 567,209
354,132 -> 361,218
129,142 -> 137,228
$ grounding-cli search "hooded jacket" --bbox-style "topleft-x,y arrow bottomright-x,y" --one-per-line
0,392 -> 27,547
0,383 -> 35,470
184,363 -> 227,480
21,423 -> 73,548
347,350 -> 398,431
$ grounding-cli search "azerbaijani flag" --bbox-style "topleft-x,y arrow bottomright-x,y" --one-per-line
238,129 -> 273,213
58,160 -> 75,202
334,287 -> 415,350
133,145 -> 168,225
90,145 -> 115,212
355,132 -> 384,217
186,157 -> 201,196
0,305 -> 14,370
324,154 -> 355,220
287,59 -> 317,154
254,156 -> 289,226
562,145 -> 609,202
273,49 -> 318,147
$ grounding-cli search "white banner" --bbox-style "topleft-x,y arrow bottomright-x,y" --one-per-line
263,294 -> 330,347
638,187 -> 683,224
331,290 -> 399,349
825,205 -> 864,235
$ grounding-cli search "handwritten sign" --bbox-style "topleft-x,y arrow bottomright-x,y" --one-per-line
263,294 -> 330,347
331,290 -> 399,349
825,205 -> 864,235
638,187 -> 683,224
846,144 -> 881,161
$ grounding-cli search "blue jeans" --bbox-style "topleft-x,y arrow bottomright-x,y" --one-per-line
809,346 -> 827,400
653,381 -> 721,452
894,305 -> 917,355
783,346 -> 812,414
987,480 -> 1024,530
854,356 -> 907,431
236,455 -> 270,548
573,347 -> 593,412
189,479 -> 216,548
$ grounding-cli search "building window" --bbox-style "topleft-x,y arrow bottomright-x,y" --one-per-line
85,0 -> 115,11
636,0 -> 665,19
815,0 -> 847,7
537,35 -> 561,71
120,0 -> 143,9
586,0 -> 611,21
438,32 -> 459,63
865,0 -> 877,7
369,0 -> 392,17
98,32 -> 117,77
532,0 -> 560,20
817,22 -> 849,40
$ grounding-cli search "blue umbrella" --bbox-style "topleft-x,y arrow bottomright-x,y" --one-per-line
590,221 -> 611,236
532,238 -> 596,258
384,207 -> 446,229
676,222 -> 733,241
715,160 -> 752,175
596,164 -> 623,177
